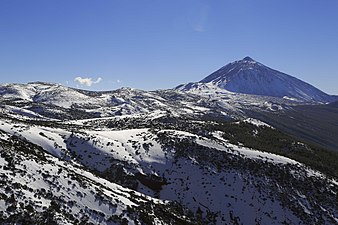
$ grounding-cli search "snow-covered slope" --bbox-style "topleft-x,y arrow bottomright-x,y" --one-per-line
176,57 -> 336,103
0,82 -> 295,123
0,128 -> 196,224
1,110 -> 338,224
1,80 -> 338,224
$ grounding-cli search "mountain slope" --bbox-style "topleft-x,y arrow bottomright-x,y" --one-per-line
0,129 -> 199,224
177,57 -> 336,103
0,81 -> 338,224
1,106 -> 338,224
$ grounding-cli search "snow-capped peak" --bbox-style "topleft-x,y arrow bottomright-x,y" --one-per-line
177,57 -> 337,103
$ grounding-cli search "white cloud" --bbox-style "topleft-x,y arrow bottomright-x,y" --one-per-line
74,76 -> 102,87
95,77 -> 102,83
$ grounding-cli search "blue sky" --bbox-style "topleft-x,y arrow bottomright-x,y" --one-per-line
0,0 -> 337,94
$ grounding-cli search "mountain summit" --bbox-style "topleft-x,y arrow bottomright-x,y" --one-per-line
242,56 -> 255,61
177,57 -> 336,103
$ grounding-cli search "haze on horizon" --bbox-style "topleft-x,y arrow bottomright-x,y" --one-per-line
0,0 -> 337,95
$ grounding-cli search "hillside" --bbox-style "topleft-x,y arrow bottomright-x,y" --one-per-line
0,82 -> 337,224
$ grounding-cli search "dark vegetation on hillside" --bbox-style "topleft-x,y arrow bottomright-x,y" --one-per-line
255,104 -> 338,152
154,131 -> 338,225
212,122 -> 338,178
103,115 -> 338,178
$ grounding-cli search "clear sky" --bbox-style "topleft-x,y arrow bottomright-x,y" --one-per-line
0,0 -> 337,94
